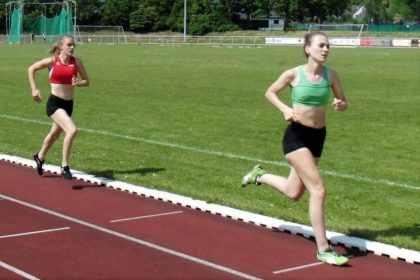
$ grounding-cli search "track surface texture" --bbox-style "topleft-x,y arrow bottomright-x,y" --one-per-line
1,160 -> 419,279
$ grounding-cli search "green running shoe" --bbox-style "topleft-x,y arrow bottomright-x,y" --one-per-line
241,165 -> 266,187
317,246 -> 349,266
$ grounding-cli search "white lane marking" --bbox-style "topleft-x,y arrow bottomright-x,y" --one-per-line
0,260 -> 40,280
0,194 -> 261,280
0,227 -> 70,239
273,255 -> 353,274
273,262 -> 324,274
1,114 -> 418,191
110,211 -> 183,223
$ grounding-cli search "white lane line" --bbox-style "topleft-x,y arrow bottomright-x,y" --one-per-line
0,260 -> 40,280
0,227 -> 70,239
1,114 -> 418,191
0,194 -> 261,280
273,262 -> 324,274
273,255 -> 354,274
110,211 -> 183,223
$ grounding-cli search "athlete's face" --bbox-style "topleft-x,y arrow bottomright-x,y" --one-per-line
306,35 -> 330,62
60,37 -> 75,56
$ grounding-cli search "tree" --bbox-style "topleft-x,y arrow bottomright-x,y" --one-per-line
210,0 -> 240,32
288,0 -> 351,23
75,0 -> 104,26
187,0 -> 214,35
167,0 -> 185,33
0,0 -> 6,34
102,0 -> 140,30
387,0 -> 411,24
130,0 -> 173,32
364,0 -> 389,24
406,0 -> 420,21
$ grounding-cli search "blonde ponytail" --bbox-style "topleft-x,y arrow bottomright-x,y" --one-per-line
48,35 -> 75,55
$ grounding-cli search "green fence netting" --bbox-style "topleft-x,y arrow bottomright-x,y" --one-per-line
7,7 -> 73,44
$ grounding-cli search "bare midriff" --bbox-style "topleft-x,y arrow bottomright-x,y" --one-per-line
51,83 -> 75,100
292,104 -> 326,129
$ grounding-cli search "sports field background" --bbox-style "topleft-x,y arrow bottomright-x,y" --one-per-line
0,43 -> 419,251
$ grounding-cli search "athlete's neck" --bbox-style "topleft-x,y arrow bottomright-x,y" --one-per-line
59,54 -> 72,64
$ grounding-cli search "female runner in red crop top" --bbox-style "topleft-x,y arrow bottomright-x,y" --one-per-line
28,35 -> 89,180
242,32 -> 349,265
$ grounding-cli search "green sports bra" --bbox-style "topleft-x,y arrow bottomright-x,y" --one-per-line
291,65 -> 330,106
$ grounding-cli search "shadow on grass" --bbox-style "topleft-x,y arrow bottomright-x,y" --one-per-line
72,167 -> 165,190
87,167 -> 166,180
348,224 -> 419,244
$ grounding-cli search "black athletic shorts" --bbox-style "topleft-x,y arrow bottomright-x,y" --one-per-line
282,122 -> 327,158
46,94 -> 73,117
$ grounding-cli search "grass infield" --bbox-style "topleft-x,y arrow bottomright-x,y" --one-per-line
0,43 -> 419,251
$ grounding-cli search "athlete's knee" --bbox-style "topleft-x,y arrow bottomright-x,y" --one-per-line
66,126 -> 77,139
289,190 -> 305,202
284,183 -> 305,202
310,184 -> 327,200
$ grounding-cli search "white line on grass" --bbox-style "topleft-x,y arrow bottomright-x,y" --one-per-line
1,114 -> 418,190
110,211 -> 183,223
0,194 -> 261,280
0,227 -> 70,239
0,260 -> 40,280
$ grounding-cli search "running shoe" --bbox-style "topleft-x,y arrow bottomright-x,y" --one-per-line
317,246 -> 349,266
241,164 -> 266,187
61,166 -> 73,180
33,153 -> 44,176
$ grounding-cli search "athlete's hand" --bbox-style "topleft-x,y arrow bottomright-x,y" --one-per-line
283,107 -> 299,122
71,75 -> 78,87
333,98 -> 347,111
32,88 -> 41,103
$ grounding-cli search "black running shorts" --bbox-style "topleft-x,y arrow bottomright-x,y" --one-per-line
46,94 -> 73,117
282,122 -> 327,158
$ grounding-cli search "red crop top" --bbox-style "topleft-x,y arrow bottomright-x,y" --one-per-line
49,56 -> 78,84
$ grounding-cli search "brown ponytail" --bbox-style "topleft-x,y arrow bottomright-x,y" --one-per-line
303,32 -> 328,58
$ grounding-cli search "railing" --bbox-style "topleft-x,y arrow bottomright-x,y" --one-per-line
2,34 -> 419,48
76,35 -> 268,46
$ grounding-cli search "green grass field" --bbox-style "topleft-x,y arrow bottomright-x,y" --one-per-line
1,43 -> 419,251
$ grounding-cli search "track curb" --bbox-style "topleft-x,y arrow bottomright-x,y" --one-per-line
1,153 -> 419,265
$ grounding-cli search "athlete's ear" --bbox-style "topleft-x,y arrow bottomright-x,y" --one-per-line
304,45 -> 310,57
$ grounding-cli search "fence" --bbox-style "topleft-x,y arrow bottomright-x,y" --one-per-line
1,34 -> 419,48
296,24 -> 420,32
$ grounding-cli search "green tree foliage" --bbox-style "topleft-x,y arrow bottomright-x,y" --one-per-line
187,0 -> 214,35
102,0 -> 140,30
408,0 -> 420,21
130,0 -> 173,32
1,0 -> 418,35
287,0 -> 351,23
167,0 -> 185,33
76,0 -> 104,26
0,0 -> 5,34
364,0 -> 418,24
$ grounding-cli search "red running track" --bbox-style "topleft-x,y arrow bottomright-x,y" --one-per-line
1,160 -> 419,279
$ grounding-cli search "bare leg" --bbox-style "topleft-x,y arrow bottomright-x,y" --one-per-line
257,147 -> 329,252
49,109 -> 77,167
285,148 -> 329,253
38,122 -> 63,161
258,167 -> 306,201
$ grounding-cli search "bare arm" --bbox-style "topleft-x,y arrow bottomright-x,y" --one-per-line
265,68 -> 298,122
73,58 -> 90,87
28,57 -> 54,103
329,68 -> 348,112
